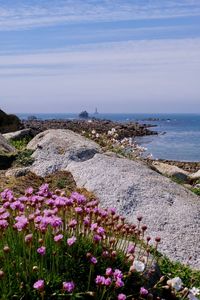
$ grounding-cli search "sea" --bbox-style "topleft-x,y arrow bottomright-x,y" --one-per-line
17,113 -> 200,162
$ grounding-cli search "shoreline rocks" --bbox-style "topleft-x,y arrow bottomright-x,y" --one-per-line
22,118 -> 157,140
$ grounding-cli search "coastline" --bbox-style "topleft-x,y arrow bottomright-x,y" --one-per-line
21,118 -> 200,171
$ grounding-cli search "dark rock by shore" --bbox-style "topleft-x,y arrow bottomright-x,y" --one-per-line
22,118 -> 157,139
0,109 -> 23,134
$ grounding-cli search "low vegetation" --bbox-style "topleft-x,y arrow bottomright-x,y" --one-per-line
0,184 -> 199,299
10,137 -> 32,151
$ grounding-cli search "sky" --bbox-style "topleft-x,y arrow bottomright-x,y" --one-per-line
0,0 -> 200,114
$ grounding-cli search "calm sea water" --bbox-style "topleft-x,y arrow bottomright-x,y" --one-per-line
18,113 -> 200,162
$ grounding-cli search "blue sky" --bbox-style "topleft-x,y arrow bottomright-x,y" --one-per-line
0,0 -> 200,113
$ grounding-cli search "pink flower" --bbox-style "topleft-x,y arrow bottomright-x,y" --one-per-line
106,267 -> 113,276
113,269 -> 123,280
93,234 -> 102,242
83,216 -> 90,226
50,216 -> 62,228
33,279 -> 44,291
75,207 -> 83,214
115,278 -> 124,288
25,187 -> 33,196
127,244 -> 135,254
104,277 -> 112,286
95,275 -> 105,285
91,223 -> 98,231
71,192 -> 86,204
14,216 -> 28,231
140,287 -> 148,296
54,234 -> 63,242
67,236 -> 76,246
118,294 -> 126,300
37,246 -> 46,256
97,226 -> 105,236
0,219 -> 8,229
63,281 -> 75,292
90,256 -> 97,264
68,219 -> 77,228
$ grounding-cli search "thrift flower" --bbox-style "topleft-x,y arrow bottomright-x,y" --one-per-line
54,234 -> 63,242
140,287 -> 148,296
67,236 -> 76,246
106,267 -> 113,276
115,278 -> 124,288
118,294 -> 126,300
104,277 -> 112,286
95,275 -> 105,285
113,269 -> 123,279
90,256 -> 97,264
33,279 -> 44,291
63,281 -> 75,292
37,246 -> 46,256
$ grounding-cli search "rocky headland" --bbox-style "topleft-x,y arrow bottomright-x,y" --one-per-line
2,128 -> 199,269
1,112 -> 200,270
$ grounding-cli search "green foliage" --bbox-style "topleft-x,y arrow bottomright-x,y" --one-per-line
10,137 -> 32,151
158,255 -> 200,288
14,149 -> 34,166
191,187 -> 200,196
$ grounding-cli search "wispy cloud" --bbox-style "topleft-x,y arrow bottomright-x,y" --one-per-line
0,38 -> 199,113
0,0 -> 200,31
0,38 -> 199,76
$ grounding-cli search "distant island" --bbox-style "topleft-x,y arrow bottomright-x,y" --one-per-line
79,110 -> 89,119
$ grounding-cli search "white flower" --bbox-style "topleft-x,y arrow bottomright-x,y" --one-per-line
188,292 -> 199,300
132,260 -> 145,272
91,130 -> 96,134
167,277 -> 183,291
96,133 -> 100,138
190,287 -> 200,296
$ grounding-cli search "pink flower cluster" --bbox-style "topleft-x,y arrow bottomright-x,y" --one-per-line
95,267 -> 124,288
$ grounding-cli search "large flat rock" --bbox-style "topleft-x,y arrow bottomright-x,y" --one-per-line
28,129 -> 200,269
66,154 -> 200,269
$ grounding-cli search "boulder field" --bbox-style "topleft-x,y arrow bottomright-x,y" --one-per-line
27,129 -> 200,269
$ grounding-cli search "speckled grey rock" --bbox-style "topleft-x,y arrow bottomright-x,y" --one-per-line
66,154 -> 200,269
189,170 -> 200,181
5,167 -> 30,177
3,129 -> 31,141
27,129 -> 200,269
152,161 -> 189,181
0,133 -> 16,153
27,129 -> 101,176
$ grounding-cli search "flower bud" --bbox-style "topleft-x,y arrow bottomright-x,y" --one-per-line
32,266 -> 39,272
3,246 -> 10,253
0,270 -> 4,279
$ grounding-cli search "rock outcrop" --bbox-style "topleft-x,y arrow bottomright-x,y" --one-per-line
27,129 -> 101,176
3,128 -> 31,141
189,170 -> 200,181
27,129 -> 200,269
0,109 -> 22,133
151,161 -> 189,181
0,133 -> 16,153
